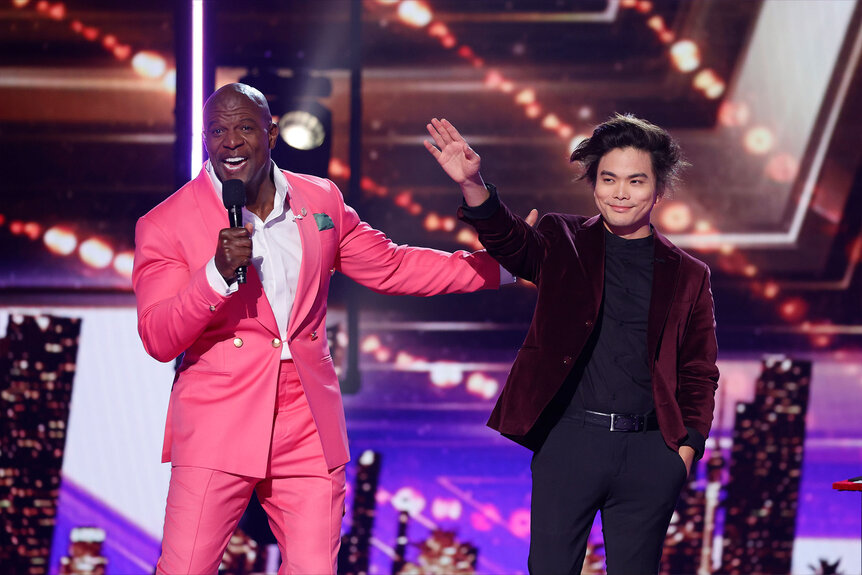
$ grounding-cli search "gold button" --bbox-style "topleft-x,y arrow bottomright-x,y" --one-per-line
301,207 -> 308,217
585,320 -> 593,328
233,337 -> 243,348
330,267 -> 336,276
209,305 -> 216,312
563,355 -> 572,365
310,331 -> 318,341
272,338 -> 281,348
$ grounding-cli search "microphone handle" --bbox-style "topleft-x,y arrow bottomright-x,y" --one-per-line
227,204 -> 247,284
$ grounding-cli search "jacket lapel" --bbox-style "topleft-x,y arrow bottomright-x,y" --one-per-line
285,175 -> 321,340
191,168 -> 279,337
647,231 -> 681,363
191,169 -> 229,252
576,215 -> 606,312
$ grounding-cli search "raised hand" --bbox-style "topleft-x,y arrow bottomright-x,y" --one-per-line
424,118 -> 482,185
424,118 -> 490,206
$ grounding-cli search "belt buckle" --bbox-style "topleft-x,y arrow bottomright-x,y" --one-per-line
609,413 -> 642,432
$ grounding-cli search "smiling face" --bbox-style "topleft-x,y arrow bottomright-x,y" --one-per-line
202,85 -> 278,193
593,146 -> 659,239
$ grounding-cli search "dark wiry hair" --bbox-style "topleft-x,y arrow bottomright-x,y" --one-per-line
570,113 -> 687,198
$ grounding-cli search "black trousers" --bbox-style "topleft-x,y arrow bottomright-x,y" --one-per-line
529,413 -> 689,575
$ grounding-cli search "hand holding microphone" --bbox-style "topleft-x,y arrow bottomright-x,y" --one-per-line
216,179 -> 251,285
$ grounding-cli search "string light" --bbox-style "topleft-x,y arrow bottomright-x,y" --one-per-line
356,2 -> 842,344
78,238 -> 114,269
397,1 -> 432,28
131,51 -> 167,78
112,251 -> 134,277
765,153 -> 798,183
431,498 -> 463,521
670,40 -> 701,72
658,201 -> 693,233
718,101 -> 751,127
744,126 -> 775,155
470,503 -> 502,532
391,487 -> 426,515
465,373 -> 498,400
4,215 -> 130,279
12,0 -> 830,334
508,509 -> 531,538
16,0 -> 176,77
43,226 -> 77,255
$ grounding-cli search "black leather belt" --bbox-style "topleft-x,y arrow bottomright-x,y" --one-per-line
579,410 -> 660,432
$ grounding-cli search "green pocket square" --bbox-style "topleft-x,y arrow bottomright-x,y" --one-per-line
314,213 -> 334,231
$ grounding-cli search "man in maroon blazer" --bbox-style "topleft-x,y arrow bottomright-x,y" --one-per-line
425,115 -> 719,574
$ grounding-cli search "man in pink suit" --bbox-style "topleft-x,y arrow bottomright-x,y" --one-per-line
132,84 -> 507,574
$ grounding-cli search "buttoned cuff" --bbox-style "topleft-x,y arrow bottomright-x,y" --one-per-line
206,257 -> 238,296
459,183 -> 501,220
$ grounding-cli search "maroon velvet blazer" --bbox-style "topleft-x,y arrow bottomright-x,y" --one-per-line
461,199 -> 719,453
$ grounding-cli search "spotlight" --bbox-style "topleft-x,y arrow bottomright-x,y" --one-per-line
273,99 -> 332,177
278,110 -> 326,150
240,69 -> 333,178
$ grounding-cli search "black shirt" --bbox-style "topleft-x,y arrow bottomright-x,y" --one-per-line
461,186 -> 702,454
566,226 -> 655,415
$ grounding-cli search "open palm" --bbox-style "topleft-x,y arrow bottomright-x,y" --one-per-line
424,118 -> 481,185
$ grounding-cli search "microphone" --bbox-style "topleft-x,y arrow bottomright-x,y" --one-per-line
222,179 -> 247,284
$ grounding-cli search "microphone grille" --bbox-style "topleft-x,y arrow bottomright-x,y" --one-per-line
222,179 -> 246,208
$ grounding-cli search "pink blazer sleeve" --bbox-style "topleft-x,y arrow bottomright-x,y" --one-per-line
133,214 -> 227,363
332,197 -> 501,295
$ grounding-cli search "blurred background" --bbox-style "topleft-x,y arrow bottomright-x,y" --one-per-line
1,0 -> 861,573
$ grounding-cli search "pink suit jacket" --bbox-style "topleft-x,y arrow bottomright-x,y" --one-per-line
133,167 -> 500,478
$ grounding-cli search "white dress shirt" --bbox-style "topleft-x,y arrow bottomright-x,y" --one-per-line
203,161 -> 515,361
204,160 -> 301,360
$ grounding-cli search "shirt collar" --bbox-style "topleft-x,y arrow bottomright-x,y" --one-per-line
205,159 -> 291,219
603,223 -> 655,250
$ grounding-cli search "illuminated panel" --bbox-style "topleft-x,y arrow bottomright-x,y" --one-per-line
1,314 -> 80,575
421,1 -> 621,23
190,0 -> 204,178
670,0 -> 859,248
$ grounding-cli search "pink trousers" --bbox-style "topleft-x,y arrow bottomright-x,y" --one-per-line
156,360 -> 346,575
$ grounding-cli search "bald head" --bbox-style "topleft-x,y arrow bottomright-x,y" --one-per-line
202,82 -> 278,193
203,83 -> 272,125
